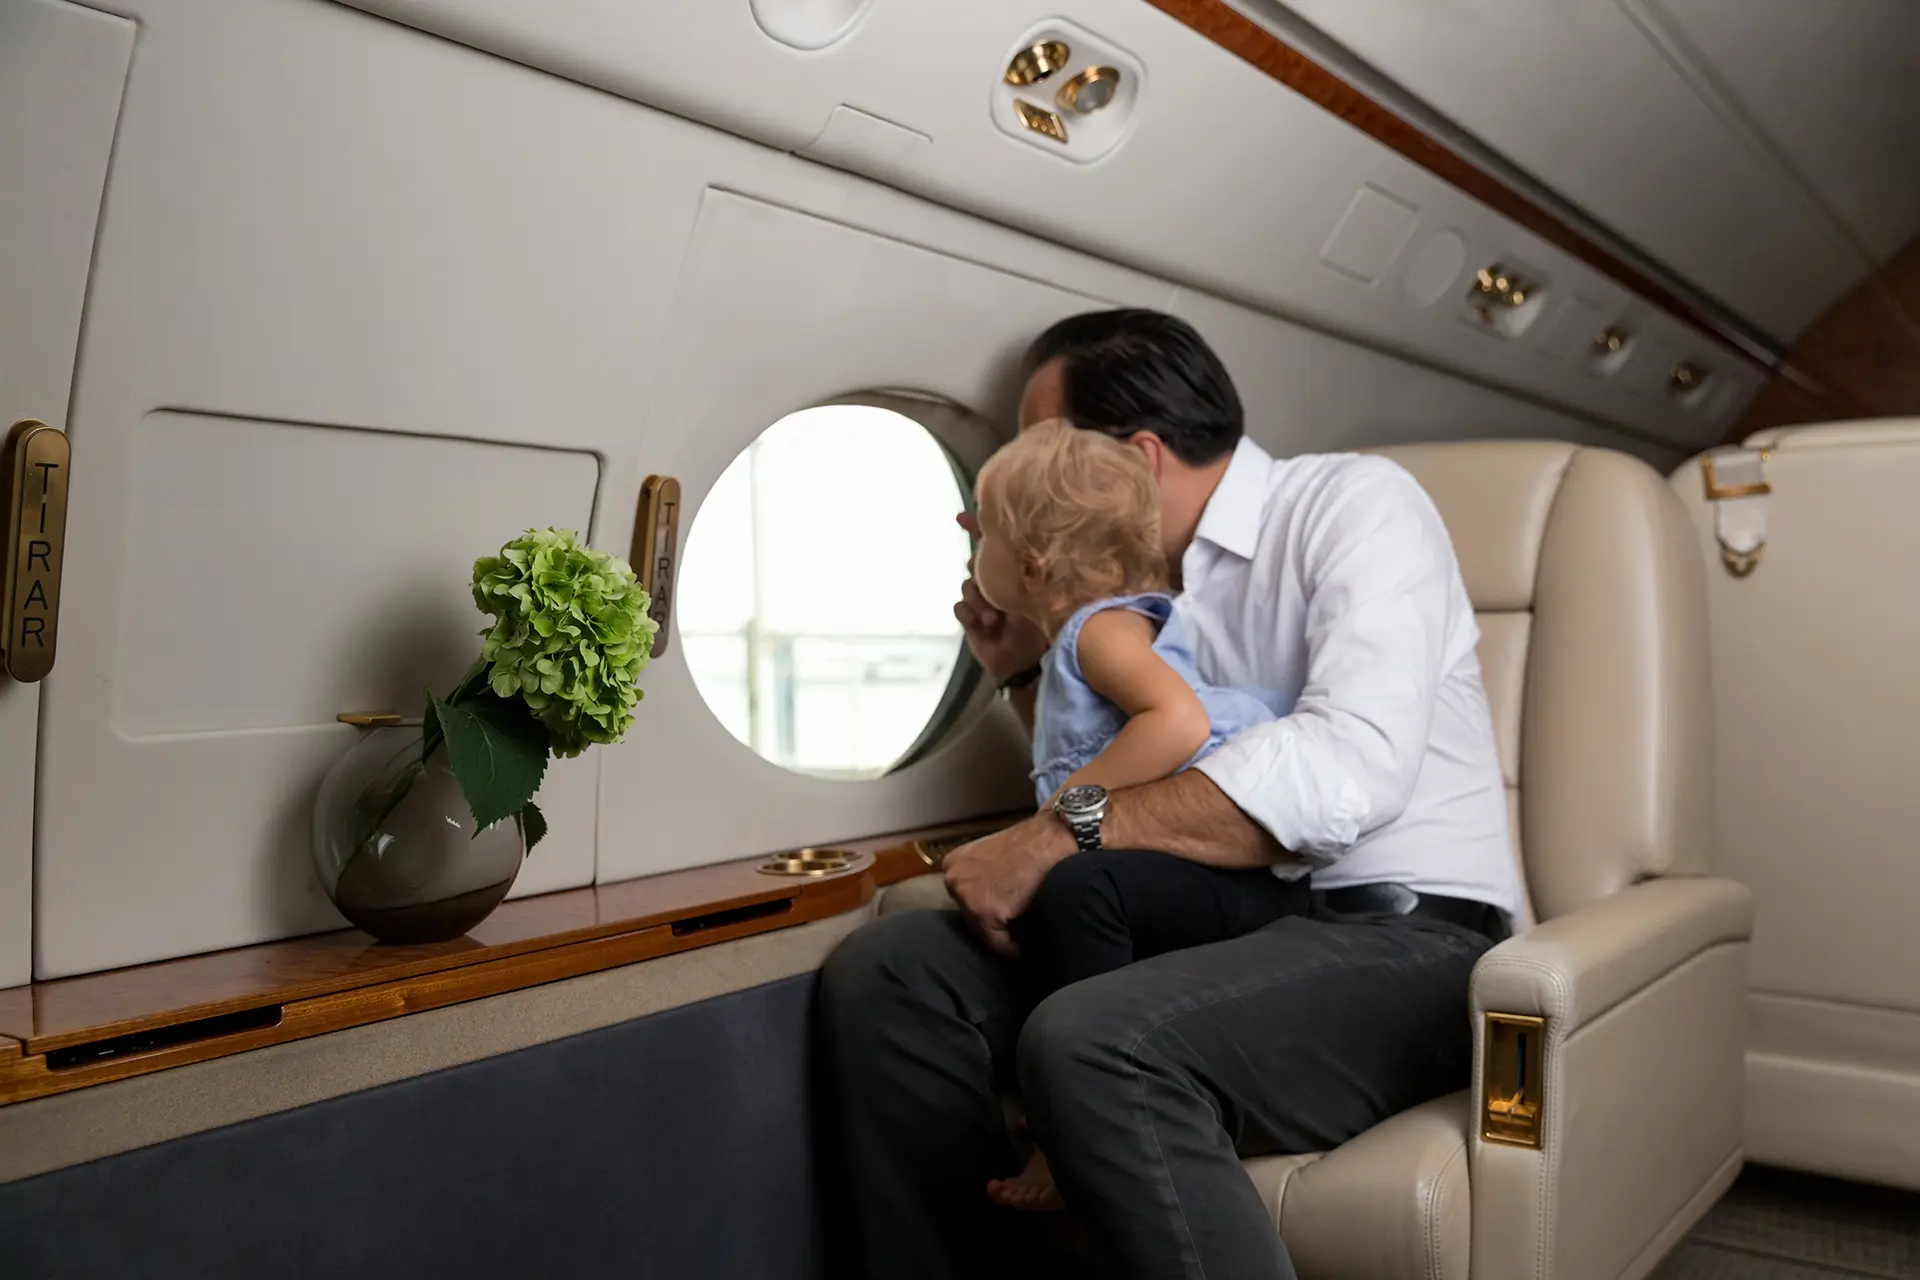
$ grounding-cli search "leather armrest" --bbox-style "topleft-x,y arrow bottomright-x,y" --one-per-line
1473,876 -> 1753,1032
1468,876 -> 1753,1280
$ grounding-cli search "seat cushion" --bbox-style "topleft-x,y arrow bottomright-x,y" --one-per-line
1247,1092 -> 1471,1280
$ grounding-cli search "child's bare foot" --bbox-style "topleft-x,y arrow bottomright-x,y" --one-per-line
986,1148 -> 1064,1211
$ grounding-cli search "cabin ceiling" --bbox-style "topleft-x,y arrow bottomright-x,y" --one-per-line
1246,0 -> 1920,348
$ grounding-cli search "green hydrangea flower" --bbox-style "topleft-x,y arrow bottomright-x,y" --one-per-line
471,528 -> 656,758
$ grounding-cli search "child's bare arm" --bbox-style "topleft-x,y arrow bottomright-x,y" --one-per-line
1059,609 -> 1211,796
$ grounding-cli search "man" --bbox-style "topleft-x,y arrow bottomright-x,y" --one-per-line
819,309 -> 1523,1279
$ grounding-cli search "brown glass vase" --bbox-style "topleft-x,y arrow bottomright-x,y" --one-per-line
311,724 -> 525,943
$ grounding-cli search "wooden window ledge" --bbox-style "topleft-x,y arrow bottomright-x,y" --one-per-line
0,818 -> 988,1107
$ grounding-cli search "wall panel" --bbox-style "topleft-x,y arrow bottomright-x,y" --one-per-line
1254,0 -> 1868,344
1650,0 -> 1920,264
36,0 -> 724,976
0,0 -> 136,988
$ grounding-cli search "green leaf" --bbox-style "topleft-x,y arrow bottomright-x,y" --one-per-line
422,659 -> 492,766
429,691 -> 551,835
518,801 -> 548,855
421,690 -> 444,766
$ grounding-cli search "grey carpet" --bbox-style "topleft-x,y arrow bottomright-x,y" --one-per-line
1653,1165 -> 1920,1280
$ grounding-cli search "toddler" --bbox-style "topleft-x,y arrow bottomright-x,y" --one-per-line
968,420 -> 1303,1210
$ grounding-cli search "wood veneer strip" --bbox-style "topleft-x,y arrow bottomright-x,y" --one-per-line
0,813 -> 1022,1069
0,865 -> 808,1054
1728,237 -> 1920,440
1141,0 -> 1775,373
0,872 -> 871,1107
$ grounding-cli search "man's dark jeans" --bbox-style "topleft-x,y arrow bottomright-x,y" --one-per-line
818,891 -> 1495,1279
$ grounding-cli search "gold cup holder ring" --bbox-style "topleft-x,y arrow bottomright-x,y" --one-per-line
1055,65 -> 1120,114
1005,40 -> 1070,86
913,834 -> 972,869
757,848 -> 862,877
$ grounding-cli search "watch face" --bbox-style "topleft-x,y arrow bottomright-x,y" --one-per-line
1055,784 -> 1109,818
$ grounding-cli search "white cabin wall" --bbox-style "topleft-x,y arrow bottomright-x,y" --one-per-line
0,0 -> 135,988
17,0 -> 1688,977
331,0 -> 1764,448
1251,0 -> 1918,347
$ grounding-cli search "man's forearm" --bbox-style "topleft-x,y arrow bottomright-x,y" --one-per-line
1103,769 -> 1283,869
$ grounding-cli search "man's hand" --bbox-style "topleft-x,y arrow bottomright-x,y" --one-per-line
942,814 -> 1072,957
954,512 -> 1049,683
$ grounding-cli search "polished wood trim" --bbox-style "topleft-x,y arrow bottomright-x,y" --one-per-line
0,813 -> 1020,1106
2,861 -> 807,1055
1141,0 -> 1773,372
0,886 -> 861,1107
1729,236 -> 1920,441
869,842 -> 931,887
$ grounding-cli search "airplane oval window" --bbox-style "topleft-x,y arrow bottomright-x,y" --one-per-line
676,401 -> 980,780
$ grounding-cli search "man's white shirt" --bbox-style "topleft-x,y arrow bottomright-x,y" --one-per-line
1180,437 -> 1526,927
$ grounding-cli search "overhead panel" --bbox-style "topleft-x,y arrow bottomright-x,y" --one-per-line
331,0 -> 1766,447
1257,0 -> 1870,345
1649,0 -> 1920,263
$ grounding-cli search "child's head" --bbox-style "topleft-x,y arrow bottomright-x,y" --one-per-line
972,419 -> 1168,634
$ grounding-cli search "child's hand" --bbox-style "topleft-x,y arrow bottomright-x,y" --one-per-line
954,513 -> 1048,680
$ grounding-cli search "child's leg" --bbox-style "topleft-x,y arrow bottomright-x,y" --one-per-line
992,849 -> 1308,1211
1008,847 -> 1309,1002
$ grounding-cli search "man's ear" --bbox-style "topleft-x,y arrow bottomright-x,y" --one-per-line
1126,430 -> 1168,478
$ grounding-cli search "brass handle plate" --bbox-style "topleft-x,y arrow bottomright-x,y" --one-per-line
1700,452 -> 1770,502
2,420 -> 71,683
1481,1012 -> 1546,1148
632,475 -> 681,659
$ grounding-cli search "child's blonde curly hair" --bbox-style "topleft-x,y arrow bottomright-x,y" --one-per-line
974,419 -> 1168,625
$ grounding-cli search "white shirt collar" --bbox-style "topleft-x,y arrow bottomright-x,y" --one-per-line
1188,436 -> 1274,563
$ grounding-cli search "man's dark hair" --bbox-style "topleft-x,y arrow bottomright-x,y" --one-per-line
1023,309 -> 1244,466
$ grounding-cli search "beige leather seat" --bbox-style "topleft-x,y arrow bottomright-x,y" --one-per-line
881,440 -> 1755,1280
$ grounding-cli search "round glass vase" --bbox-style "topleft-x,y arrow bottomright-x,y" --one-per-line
312,723 -> 526,944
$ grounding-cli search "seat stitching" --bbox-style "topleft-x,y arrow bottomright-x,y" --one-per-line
1426,1135 -> 1468,1280
1523,445 -> 1579,608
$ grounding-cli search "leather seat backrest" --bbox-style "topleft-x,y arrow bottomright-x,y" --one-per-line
1369,442 -> 1715,920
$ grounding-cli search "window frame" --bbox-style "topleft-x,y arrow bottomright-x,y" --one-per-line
676,389 -> 1009,782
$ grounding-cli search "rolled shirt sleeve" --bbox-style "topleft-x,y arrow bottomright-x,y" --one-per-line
1193,461 -> 1459,864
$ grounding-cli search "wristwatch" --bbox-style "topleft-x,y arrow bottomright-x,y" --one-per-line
997,663 -> 1043,696
1051,784 -> 1109,853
